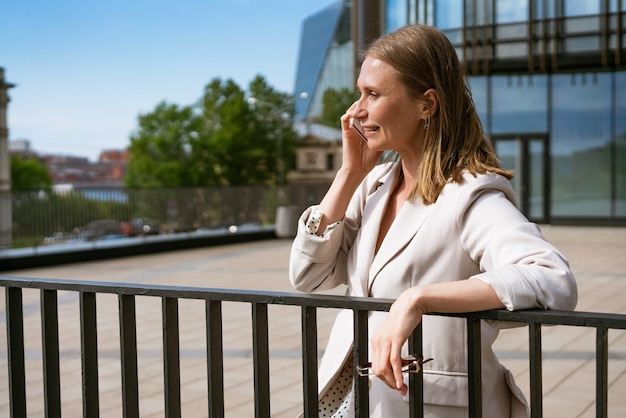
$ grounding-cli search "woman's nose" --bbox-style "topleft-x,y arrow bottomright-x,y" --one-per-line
351,100 -> 367,118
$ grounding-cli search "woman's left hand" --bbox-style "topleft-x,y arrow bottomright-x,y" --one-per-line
369,287 -> 424,396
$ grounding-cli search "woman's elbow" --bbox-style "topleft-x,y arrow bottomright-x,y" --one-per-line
545,270 -> 578,311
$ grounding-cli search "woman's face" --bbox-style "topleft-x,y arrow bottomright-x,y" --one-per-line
354,57 -> 425,156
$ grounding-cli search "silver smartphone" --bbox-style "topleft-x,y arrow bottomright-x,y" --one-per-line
350,118 -> 368,143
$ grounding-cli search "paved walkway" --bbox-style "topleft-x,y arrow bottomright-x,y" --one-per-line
1,225 -> 625,417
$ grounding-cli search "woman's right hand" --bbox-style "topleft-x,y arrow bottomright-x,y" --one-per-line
339,101 -> 383,179
313,102 -> 384,230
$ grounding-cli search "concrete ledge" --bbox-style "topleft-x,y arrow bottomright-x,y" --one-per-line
0,225 -> 277,271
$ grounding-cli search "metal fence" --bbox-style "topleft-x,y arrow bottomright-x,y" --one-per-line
9,184 -> 329,249
1,275 -> 625,418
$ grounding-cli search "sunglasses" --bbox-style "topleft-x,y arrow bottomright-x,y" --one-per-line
356,354 -> 433,377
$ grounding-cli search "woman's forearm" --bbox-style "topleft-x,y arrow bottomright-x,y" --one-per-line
314,168 -> 366,233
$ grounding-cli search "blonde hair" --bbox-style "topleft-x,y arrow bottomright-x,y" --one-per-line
365,25 -> 512,205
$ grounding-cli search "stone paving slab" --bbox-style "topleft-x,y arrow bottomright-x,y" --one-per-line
0,226 -> 625,417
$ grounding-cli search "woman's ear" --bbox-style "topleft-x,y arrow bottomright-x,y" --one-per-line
422,88 -> 439,116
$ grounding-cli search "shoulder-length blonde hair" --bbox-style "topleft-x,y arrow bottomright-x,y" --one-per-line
365,24 -> 512,205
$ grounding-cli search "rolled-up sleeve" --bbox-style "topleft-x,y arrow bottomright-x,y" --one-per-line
458,177 -> 577,312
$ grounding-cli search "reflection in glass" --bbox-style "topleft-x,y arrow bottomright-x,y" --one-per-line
496,0 -> 528,23
529,140 -> 545,219
435,0 -> 463,29
494,140 -> 522,201
466,0 -> 492,25
551,72 -> 612,216
468,76 -> 488,131
386,0 -> 408,32
565,0 -> 600,16
492,75 -> 547,133
293,2 -> 349,122
533,0 -> 555,19
493,138 -> 545,221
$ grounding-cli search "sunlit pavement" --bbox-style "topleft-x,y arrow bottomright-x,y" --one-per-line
1,225 -> 625,417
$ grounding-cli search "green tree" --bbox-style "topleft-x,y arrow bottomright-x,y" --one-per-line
10,155 -> 52,191
318,87 -> 358,128
125,102 -> 203,187
125,75 -> 296,187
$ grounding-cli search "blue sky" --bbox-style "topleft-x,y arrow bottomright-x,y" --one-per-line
1,0 -> 338,161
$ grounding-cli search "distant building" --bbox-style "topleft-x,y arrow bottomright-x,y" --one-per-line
297,0 -> 625,226
8,139 -> 37,157
287,123 -> 341,184
8,141 -> 129,187
293,0 -> 353,123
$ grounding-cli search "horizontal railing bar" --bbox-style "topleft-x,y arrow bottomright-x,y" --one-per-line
3,276 -> 626,329
440,309 -> 626,329
0,276 -> 394,311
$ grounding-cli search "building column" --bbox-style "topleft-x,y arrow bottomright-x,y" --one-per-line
0,67 -> 16,249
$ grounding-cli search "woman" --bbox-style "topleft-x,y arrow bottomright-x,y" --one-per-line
289,24 -> 577,417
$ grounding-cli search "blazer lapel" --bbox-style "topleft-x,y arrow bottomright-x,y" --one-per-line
368,193 -> 433,292
348,168 -> 396,297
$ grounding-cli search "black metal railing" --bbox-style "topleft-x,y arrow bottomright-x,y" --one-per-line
1,275 -> 625,418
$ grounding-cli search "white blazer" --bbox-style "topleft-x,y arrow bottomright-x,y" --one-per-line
290,162 -> 577,417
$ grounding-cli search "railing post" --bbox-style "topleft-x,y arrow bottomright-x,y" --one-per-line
206,299 -> 224,418
301,306 -> 318,418
119,294 -> 139,418
6,287 -> 26,418
354,309 -> 369,418
596,327 -> 608,418
252,303 -> 270,418
80,291 -> 100,417
467,317 -> 482,418
408,323 -> 425,418
529,322 -> 543,418
163,297 -> 181,418
41,289 -> 61,417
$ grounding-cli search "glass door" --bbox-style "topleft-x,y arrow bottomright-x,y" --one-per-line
491,133 -> 550,223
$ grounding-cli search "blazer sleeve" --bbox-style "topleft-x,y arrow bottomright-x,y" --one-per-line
289,164 -> 391,293
456,173 -> 578,311
288,205 -> 352,292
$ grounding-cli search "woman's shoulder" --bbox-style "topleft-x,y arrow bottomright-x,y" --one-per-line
442,170 -> 518,205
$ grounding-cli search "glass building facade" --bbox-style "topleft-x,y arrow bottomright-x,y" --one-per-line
293,1 -> 353,124
354,0 -> 626,225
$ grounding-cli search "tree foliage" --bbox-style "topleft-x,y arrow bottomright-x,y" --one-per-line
10,155 -> 52,191
125,75 -> 297,187
318,87 -> 358,128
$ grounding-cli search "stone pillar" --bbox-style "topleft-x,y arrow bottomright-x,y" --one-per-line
0,67 -> 15,249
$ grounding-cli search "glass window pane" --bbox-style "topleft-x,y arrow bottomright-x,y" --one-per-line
534,0 -> 555,19
386,0 -> 408,32
615,72 -> 626,216
435,0 -> 463,29
466,0 -> 492,25
565,0 -> 600,16
496,0 -> 528,23
551,72 -> 612,217
491,75 -> 548,133
529,139 -> 545,219
468,76 -> 488,130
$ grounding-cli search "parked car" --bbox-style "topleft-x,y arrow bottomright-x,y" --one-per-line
76,219 -> 125,241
